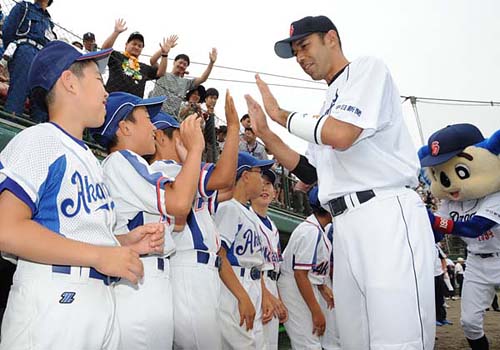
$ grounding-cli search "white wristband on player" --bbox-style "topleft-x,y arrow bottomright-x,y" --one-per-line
286,112 -> 328,145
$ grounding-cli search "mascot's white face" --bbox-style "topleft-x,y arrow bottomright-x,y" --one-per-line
426,146 -> 500,202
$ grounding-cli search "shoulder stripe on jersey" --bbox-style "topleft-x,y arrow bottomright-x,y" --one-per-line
198,162 -> 215,198
119,150 -> 173,187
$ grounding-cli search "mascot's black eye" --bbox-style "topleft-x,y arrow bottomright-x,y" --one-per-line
455,164 -> 470,180
440,171 -> 451,188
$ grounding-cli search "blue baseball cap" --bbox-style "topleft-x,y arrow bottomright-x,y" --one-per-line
308,186 -> 321,210
28,40 -> 112,110
275,16 -> 338,59
89,91 -> 166,148
151,111 -> 180,130
262,168 -> 277,186
236,152 -> 275,180
420,123 -> 484,167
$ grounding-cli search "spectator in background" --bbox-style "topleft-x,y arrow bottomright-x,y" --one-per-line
216,125 -> 227,155
82,32 -> 96,52
239,113 -> 251,140
3,0 -> 55,122
455,257 -> 465,296
435,243 -> 452,326
102,18 -> 177,97
202,87 -> 219,163
292,180 -> 313,215
149,49 -> 217,116
177,84 -> 205,122
239,127 -> 268,160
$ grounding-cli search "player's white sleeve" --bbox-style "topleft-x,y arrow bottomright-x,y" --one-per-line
0,126 -> 64,215
103,150 -> 174,218
328,57 -> 393,142
214,201 -> 240,248
291,225 -> 322,270
476,191 -> 500,224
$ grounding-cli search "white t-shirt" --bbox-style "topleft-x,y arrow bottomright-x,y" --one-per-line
434,244 -> 446,277
215,199 -> 264,269
102,150 -> 176,256
0,123 -> 118,247
251,208 -> 282,273
436,192 -> 500,254
305,56 -> 419,203
280,215 -> 332,285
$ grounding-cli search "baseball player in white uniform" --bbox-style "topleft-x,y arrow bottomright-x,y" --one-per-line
214,152 -> 275,350
90,91 -> 206,349
245,15 -> 435,349
146,91 -> 241,350
0,41 -> 164,350
250,168 -> 288,349
278,186 -> 333,349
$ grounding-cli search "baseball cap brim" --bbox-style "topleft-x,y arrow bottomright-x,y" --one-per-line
420,150 -> 463,168
274,33 -> 311,58
76,48 -> 113,74
151,111 -> 180,130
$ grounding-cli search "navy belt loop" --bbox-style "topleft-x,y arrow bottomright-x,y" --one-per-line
53,265 -> 120,286
157,258 -> 165,271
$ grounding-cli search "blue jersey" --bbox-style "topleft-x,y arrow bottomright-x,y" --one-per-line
0,123 -> 117,247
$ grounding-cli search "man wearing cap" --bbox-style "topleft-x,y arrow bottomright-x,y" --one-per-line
82,32 -> 96,52
214,152 -> 276,349
2,0 -> 56,121
147,92 -> 243,349
102,18 -> 177,97
245,15 -> 435,349
0,40 -> 166,349
90,91 -> 206,349
250,169 -> 288,349
278,186 -> 333,349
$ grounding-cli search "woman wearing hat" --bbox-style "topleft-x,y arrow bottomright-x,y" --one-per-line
178,85 -> 206,122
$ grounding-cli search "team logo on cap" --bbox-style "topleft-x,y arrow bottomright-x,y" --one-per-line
431,141 -> 440,156
290,25 -> 295,37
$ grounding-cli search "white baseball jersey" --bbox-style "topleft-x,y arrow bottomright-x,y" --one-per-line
305,56 -> 419,203
0,122 -> 120,350
102,150 -> 176,256
436,192 -> 500,254
150,160 -> 220,253
251,208 -> 282,273
280,214 -> 331,285
215,199 -> 264,268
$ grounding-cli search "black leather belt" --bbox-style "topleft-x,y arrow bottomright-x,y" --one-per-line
327,190 -> 375,217
267,270 -> 279,281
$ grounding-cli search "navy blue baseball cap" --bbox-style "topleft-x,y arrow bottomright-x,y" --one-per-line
89,92 -> 166,148
275,16 -> 338,58
28,40 -> 112,107
262,168 -> 277,186
236,152 -> 275,180
151,111 -> 180,130
308,186 -> 321,210
419,124 -> 485,167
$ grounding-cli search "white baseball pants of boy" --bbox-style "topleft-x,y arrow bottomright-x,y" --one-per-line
1,260 -> 119,350
332,188 -> 435,350
114,256 -> 173,350
169,250 -> 222,350
220,266 -> 264,350
460,254 -> 500,340
319,277 -> 341,350
263,274 -> 279,350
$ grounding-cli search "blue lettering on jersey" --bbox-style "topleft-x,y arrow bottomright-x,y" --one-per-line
263,246 -> 280,264
61,170 -> 111,217
450,211 -> 476,222
59,291 -> 76,304
312,261 -> 329,276
236,229 -> 261,256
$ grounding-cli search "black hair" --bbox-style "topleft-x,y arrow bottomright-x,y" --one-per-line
244,127 -> 254,133
185,85 -> 206,102
205,88 -> 219,98
174,54 -> 190,66
240,114 -> 250,122
312,205 -> 329,216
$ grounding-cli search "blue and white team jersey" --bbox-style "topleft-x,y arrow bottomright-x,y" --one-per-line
215,199 -> 264,269
101,150 -> 177,256
150,160 -> 220,253
251,208 -> 282,273
280,215 -> 332,285
0,123 -> 117,247
436,192 -> 500,254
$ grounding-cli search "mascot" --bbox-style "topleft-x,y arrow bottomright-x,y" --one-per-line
419,123 -> 500,350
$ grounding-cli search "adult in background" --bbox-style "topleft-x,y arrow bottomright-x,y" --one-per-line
239,127 -> 268,160
245,15 -> 435,349
177,84 -> 206,122
202,87 -> 219,162
2,0 -> 55,122
455,257 -> 465,296
82,32 -> 96,52
102,18 -> 177,97
149,49 -> 217,116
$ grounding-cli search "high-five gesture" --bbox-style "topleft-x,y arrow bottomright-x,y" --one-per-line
114,18 -> 127,34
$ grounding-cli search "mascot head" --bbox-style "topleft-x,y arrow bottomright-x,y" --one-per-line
418,123 -> 500,202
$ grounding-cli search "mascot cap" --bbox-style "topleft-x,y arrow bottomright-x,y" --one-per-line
420,123 -> 484,167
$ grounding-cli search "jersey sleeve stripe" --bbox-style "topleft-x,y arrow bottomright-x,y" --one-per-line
198,163 -> 215,198
0,177 -> 36,215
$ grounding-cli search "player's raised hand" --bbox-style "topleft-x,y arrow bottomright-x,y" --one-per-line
238,294 -> 256,331
174,136 -> 188,163
94,246 -> 144,284
125,223 -> 166,255
244,94 -> 270,138
224,90 -> 239,128
318,284 -> 334,309
114,18 -> 127,34
311,308 -> 326,336
180,114 -> 205,153
254,74 -> 284,124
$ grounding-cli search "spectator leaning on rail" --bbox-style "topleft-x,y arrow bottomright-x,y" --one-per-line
101,18 -> 177,97
2,0 -> 56,122
149,48 -> 217,117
